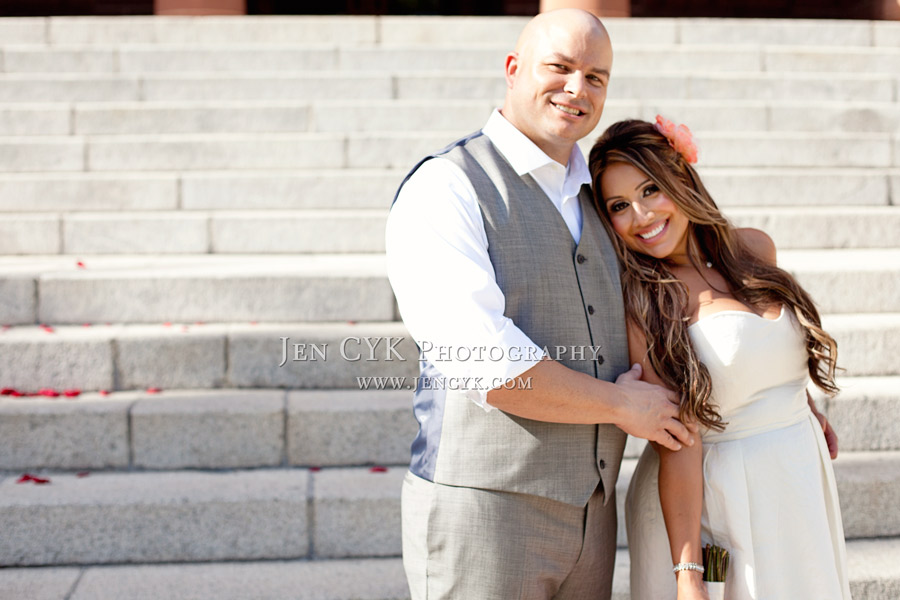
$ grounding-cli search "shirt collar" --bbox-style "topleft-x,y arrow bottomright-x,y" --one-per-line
481,108 -> 591,189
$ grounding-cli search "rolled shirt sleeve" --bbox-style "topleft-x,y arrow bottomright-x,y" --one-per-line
386,157 -> 545,410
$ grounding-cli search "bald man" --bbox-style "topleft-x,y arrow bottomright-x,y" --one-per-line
386,10 -> 692,599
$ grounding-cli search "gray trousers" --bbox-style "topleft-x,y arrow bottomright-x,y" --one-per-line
401,471 -> 617,600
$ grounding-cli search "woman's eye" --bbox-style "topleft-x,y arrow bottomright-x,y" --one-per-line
608,201 -> 628,213
642,185 -> 659,197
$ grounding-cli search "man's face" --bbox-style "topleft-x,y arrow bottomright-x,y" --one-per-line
503,21 -> 612,165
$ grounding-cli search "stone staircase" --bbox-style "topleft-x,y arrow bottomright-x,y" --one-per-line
0,14 -> 898,600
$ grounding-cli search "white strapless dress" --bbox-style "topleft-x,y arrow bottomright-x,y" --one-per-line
625,308 -> 852,599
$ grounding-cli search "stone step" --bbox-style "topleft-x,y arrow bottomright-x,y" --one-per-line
0,558 -> 410,600
1,537 -> 899,600
0,131 -> 894,173
0,250 -> 897,325
0,322 -> 419,392
820,377 -> 900,452
5,16 -> 894,48
0,466 -> 407,566
0,71 -> 894,103
0,540 -> 896,600
3,44 -> 900,75
2,99 -> 897,137
379,16 -> 900,48
0,313 -> 895,392
2,379 -> 896,473
0,389 -> 416,472
0,210 -> 389,255
0,168 -> 893,214
0,254 -> 393,325
1,452 -> 896,566
3,206 -> 900,255
0,171 -> 396,212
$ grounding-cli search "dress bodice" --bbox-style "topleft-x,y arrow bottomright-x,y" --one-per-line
688,307 -> 811,443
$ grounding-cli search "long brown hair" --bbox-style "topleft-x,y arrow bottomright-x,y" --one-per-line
589,119 -> 839,430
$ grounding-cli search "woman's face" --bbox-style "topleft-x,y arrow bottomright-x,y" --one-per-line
600,162 -> 691,263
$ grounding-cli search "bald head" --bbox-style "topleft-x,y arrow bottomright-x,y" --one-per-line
501,9 -> 613,165
514,9 -> 609,56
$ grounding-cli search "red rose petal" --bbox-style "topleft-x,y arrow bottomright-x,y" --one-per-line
194,321 -> 204,326
1,388 -> 16,395
17,473 -> 50,484
98,390 -> 111,396
2,324 -> 10,331
250,321 -> 258,326
309,466 -> 321,472
347,320 -> 357,325
163,322 -> 172,327
77,471 -> 90,478
146,387 -> 162,394
82,323 -> 92,327
370,466 -> 388,473
10,391 -> 23,397
76,260 -> 86,269
39,388 -> 60,398
63,389 -> 81,398
40,324 -> 55,333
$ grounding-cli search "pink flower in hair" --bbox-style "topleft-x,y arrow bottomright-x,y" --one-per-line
654,115 -> 698,164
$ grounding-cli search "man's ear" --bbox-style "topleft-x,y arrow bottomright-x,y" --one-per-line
504,52 -> 519,89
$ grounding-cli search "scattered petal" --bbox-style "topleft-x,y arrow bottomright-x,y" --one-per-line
10,391 -> 23,397
39,388 -> 60,398
1,388 -> 16,395
2,324 -> 10,331
347,320 -> 357,325
309,466 -> 321,472
77,471 -> 90,478
98,390 -> 111,396
40,324 -> 55,333
250,321 -> 258,326
17,473 -> 51,485
370,466 -> 388,473
76,260 -> 86,269
82,323 -> 92,328
194,321 -> 204,326
163,322 -> 172,327
146,387 -> 162,394
63,389 -> 81,398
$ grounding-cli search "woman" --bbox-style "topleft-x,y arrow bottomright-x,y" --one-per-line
588,118 -> 851,599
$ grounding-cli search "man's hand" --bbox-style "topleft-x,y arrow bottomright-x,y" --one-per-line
807,392 -> 838,459
614,364 -> 695,452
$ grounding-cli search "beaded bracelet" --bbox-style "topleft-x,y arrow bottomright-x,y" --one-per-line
672,562 -> 705,574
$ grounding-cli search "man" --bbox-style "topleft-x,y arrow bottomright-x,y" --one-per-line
386,9 -> 694,599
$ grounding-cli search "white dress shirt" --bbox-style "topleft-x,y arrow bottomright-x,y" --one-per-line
385,109 -> 592,410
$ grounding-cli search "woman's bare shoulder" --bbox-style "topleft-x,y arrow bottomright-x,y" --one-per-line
736,227 -> 776,266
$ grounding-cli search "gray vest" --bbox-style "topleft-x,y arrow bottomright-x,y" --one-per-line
395,131 -> 629,507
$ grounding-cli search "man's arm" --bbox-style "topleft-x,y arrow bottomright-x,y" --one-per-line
487,359 -> 693,451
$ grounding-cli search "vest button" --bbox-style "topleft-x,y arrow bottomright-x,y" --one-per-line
576,254 -> 586,264
587,305 -> 595,315
597,355 -> 604,365
599,459 -> 606,470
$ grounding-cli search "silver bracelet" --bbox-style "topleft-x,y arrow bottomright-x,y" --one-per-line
672,562 -> 705,574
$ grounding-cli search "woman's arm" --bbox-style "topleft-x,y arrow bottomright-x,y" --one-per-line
627,320 -> 708,599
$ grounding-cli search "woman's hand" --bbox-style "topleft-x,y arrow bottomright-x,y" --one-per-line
676,570 -> 711,600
